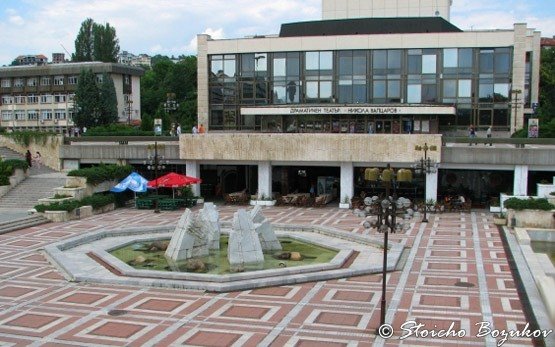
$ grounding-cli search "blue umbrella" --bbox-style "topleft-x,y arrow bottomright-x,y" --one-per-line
110,172 -> 148,193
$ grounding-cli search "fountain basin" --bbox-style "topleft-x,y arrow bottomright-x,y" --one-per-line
43,222 -> 405,292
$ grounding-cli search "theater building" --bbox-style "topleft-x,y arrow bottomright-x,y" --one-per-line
177,0 -> 545,205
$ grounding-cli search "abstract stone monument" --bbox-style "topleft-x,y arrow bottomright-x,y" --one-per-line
228,209 -> 264,269
250,206 -> 282,251
197,202 -> 220,250
165,209 -> 209,261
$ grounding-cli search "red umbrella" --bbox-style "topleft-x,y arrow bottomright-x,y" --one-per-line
148,172 -> 202,188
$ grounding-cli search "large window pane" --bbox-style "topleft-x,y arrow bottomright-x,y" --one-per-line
373,80 -> 386,98
320,81 -> 332,98
273,57 -> 286,77
353,83 -> 367,103
494,83 -> 509,101
353,51 -> 367,75
458,80 -> 471,97
387,50 -> 402,72
254,53 -> 267,72
273,85 -> 286,104
422,55 -> 436,74
339,51 -> 353,75
408,55 -> 421,74
286,81 -> 300,103
443,80 -> 457,98
493,109 -> 509,126
224,59 -> 236,77
373,51 -> 387,70
407,84 -> 421,103
306,81 -> 318,98
495,53 -> 510,74
422,84 -> 437,102
211,59 -> 223,75
320,52 -> 333,70
242,54 -> 254,74
286,53 -> 300,76
459,49 -> 473,68
443,49 -> 458,68
479,50 -> 494,73
306,52 -> 319,70
479,82 -> 494,101
339,81 -> 353,103
387,80 -> 400,98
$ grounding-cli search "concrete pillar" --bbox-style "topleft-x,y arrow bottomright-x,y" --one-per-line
425,171 -> 438,202
513,165 -> 529,196
258,161 -> 272,199
186,160 -> 201,196
340,162 -> 354,204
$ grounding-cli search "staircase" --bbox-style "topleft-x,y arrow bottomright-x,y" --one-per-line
0,146 -> 67,209
0,214 -> 50,235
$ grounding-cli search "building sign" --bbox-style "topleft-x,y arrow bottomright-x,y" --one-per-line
528,118 -> 539,138
241,105 -> 455,116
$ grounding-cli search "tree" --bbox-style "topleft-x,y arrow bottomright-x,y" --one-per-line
73,70 -> 119,129
72,18 -> 119,62
73,69 -> 99,128
98,73 -> 118,124
73,18 -> 95,62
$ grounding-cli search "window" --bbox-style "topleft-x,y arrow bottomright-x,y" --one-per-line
54,109 -> 66,120
1,95 -> 14,104
54,76 -> 64,85
14,95 -> 25,104
68,75 -> 78,85
40,77 -> 51,86
407,84 -> 421,103
14,78 -> 24,87
14,110 -> 25,120
305,51 -> 333,73
443,49 -> 458,68
41,109 -> 53,120
210,55 -> 236,78
27,77 -> 37,87
40,94 -> 53,104
422,55 -> 437,74
1,110 -> 12,121
54,94 -> 66,103
479,49 -> 494,73
442,80 -> 457,98
27,110 -> 39,120
1,79 -> 11,88
27,94 -> 38,104
458,80 -> 472,98
494,83 -> 509,101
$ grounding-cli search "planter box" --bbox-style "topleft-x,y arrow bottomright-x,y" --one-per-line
506,209 -> 555,229
93,203 -> 115,215
65,176 -> 87,188
38,196 -> 75,206
44,210 -> 70,222
54,187 -> 86,200
73,205 -> 93,219
250,200 -> 277,206
0,168 -> 28,198
64,176 -> 118,198
493,217 -> 507,226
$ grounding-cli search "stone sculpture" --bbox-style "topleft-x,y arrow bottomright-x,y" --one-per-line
197,202 -> 220,250
228,209 -> 264,269
250,206 -> 282,251
165,209 -> 209,261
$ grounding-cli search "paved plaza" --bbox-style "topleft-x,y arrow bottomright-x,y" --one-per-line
0,205 -> 546,346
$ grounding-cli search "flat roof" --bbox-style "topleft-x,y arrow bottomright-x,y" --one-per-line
279,17 -> 462,37
0,62 -> 144,78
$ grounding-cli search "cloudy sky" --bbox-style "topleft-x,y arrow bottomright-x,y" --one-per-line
1,0 -> 554,66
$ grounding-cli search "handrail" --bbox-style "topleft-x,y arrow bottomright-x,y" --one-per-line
442,137 -> 555,145
64,136 -> 178,144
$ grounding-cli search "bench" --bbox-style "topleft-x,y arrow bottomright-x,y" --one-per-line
158,199 -> 181,211
136,199 -> 154,209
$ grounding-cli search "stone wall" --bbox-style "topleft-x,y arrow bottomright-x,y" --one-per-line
179,133 -> 442,163
0,135 -> 63,171
507,209 -> 555,229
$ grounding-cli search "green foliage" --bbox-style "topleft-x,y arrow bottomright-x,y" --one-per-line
538,48 -> 555,127
73,18 -> 119,62
53,194 -> 72,199
5,131 -> 55,146
84,124 -> 153,136
0,159 -> 28,186
140,56 -> 197,134
512,118 -> 555,138
34,200 -> 80,213
67,164 -> 133,185
73,70 -> 118,129
34,193 -> 115,212
0,127 -> 6,134
180,186 -> 195,199
504,197 -> 554,211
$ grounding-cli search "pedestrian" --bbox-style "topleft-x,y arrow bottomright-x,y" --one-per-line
198,123 -> 205,134
176,124 -> 182,136
25,150 -> 32,168
486,126 -> 492,146
192,125 -> 198,134
468,125 -> 476,146
33,151 -> 42,168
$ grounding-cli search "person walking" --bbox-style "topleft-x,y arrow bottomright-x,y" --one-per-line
33,151 -> 42,168
176,124 -> 182,136
486,126 -> 492,146
468,125 -> 476,146
192,125 -> 198,134
25,150 -> 32,168
198,124 -> 205,134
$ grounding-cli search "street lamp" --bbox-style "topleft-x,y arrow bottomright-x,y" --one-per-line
144,142 -> 167,213
510,89 -> 522,133
359,195 -> 412,331
413,143 -> 437,223
163,93 -> 179,135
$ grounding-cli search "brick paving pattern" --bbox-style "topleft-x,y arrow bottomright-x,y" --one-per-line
0,206 -> 538,346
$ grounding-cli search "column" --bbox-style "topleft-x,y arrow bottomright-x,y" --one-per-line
513,165 -> 528,196
258,161 -> 272,199
186,160 -> 201,196
425,171 -> 438,202
340,162 -> 354,205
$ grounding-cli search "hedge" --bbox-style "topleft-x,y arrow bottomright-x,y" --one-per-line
34,193 -> 115,213
504,197 -> 554,211
0,159 -> 28,186
67,164 -> 133,185
84,124 -> 153,137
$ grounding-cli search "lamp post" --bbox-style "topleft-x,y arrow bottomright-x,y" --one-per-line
510,89 -> 522,133
144,142 -> 167,213
163,93 -> 179,135
126,97 -> 133,125
413,143 -> 437,223
360,195 -> 412,331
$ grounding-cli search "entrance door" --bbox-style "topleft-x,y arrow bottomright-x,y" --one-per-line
478,109 -> 493,128
375,120 -> 392,133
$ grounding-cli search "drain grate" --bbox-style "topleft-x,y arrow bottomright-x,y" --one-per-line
454,281 -> 475,288
107,309 -> 128,316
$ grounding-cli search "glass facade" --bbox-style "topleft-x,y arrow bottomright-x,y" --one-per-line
208,47 -> 513,132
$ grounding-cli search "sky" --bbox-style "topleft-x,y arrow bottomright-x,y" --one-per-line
1,0 -> 554,66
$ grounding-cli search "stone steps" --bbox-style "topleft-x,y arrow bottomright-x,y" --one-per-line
0,176 -> 67,209
0,214 -> 50,234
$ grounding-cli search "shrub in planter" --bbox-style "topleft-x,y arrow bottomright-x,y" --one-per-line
67,164 -> 133,185
34,193 -> 115,212
504,197 -> 554,211
0,175 -> 9,186
80,194 -> 116,209
1,159 -> 28,172
34,200 -> 80,213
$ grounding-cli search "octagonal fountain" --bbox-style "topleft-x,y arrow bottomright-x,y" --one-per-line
43,204 -> 407,292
